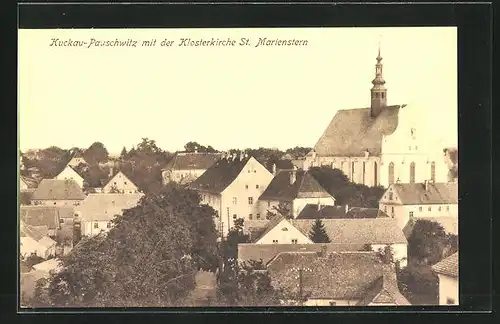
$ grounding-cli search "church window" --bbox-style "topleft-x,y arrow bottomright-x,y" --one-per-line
351,162 -> 355,180
374,162 -> 378,185
431,162 -> 436,182
410,162 -> 416,183
388,162 -> 395,185
391,207 -> 395,218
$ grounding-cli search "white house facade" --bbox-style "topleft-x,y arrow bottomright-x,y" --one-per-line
54,165 -> 85,188
432,252 -> 458,305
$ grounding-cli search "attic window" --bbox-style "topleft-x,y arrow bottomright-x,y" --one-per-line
282,227 -> 288,231
124,182 -> 127,185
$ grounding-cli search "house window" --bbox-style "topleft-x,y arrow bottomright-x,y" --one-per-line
124,181 -> 127,185
446,206 -> 450,211
272,240 -> 278,244
232,197 -> 237,205
256,213 -> 261,220
249,214 -> 253,220
248,197 -> 253,205
431,162 -> 436,182
107,222 -> 111,228
254,170 -> 256,173
391,207 -> 394,218
446,298 -> 455,305
291,239 -> 298,244
388,162 -> 395,185
419,206 -> 423,212
410,162 -> 416,183
245,185 -> 248,189
438,206 -> 442,212
389,192 -> 393,200
409,211 -> 414,218
60,218 -> 64,224
114,182 -> 117,185
329,302 -> 337,306
384,206 -> 387,213
233,214 -> 237,220
94,223 -> 99,229
256,184 -> 259,189
428,206 -> 432,212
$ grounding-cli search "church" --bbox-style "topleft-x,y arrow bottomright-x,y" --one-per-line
303,46 -> 449,188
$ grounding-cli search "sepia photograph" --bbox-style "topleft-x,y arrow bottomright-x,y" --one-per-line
18,26 -> 458,309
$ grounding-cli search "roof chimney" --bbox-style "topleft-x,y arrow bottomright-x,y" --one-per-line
289,169 -> 296,185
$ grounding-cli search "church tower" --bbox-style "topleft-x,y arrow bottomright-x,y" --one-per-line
370,43 -> 387,117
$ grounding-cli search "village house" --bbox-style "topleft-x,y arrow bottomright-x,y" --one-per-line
75,193 -> 144,236
303,47 -> 448,187
264,250 -> 410,306
31,179 -> 86,206
244,216 -> 408,267
259,168 -> 336,218
20,221 -> 57,259
67,153 -> 88,168
432,252 -> 458,305
101,169 -> 140,194
188,153 -> 274,237
54,164 -> 85,188
162,152 -> 222,185
378,181 -> 458,233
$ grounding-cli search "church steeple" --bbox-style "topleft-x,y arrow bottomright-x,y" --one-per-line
370,41 -> 387,118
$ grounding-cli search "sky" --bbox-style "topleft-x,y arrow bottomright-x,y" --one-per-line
18,27 -> 457,154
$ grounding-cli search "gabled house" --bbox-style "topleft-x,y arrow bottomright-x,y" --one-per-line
265,251 -> 410,306
54,165 -> 85,188
378,181 -> 458,230
101,170 -> 139,194
188,153 -> 274,237
20,221 -> 56,259
31,179 -> 86,206
245,217 -> 408,267
75,193 -> 144,236
162,152 -> 222,185
432,252 -> 458,305
259,168 -> 336,218
67,154 -> 88,168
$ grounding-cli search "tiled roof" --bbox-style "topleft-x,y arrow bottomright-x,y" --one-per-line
313,106 -> 402,157
20,176 -> 38,189
20,221 -> 46,241
356,269 -> 411,305
296,205 -> 390,220
162,152 -> 222,171
238,243 -> 366,265
391,182 -> 458,205
75,193 -> 144,222
259,170 -> 332,201
20,206 -> 61,229
432,252 -> 458,278
32,179 -> 86,200
188,156 -> 253,194
267,252 -> 387,299
291,218 -> 407,245
403,217 -> 458,237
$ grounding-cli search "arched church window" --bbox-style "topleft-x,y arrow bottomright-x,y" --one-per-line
410,162 -> 416,183
374,162 -> 378,186
431,162 -> 436,182
388,162 -> 395,185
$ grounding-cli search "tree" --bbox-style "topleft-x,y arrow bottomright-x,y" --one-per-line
266,202 -> 293,220
285,146 -> 313,159
32,184 -> 218,307
120,146 -> 127,158
407,219 -> 451,266
183,141 -> 218,153
84,142 -> 109,165
308,219 -> 331,243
